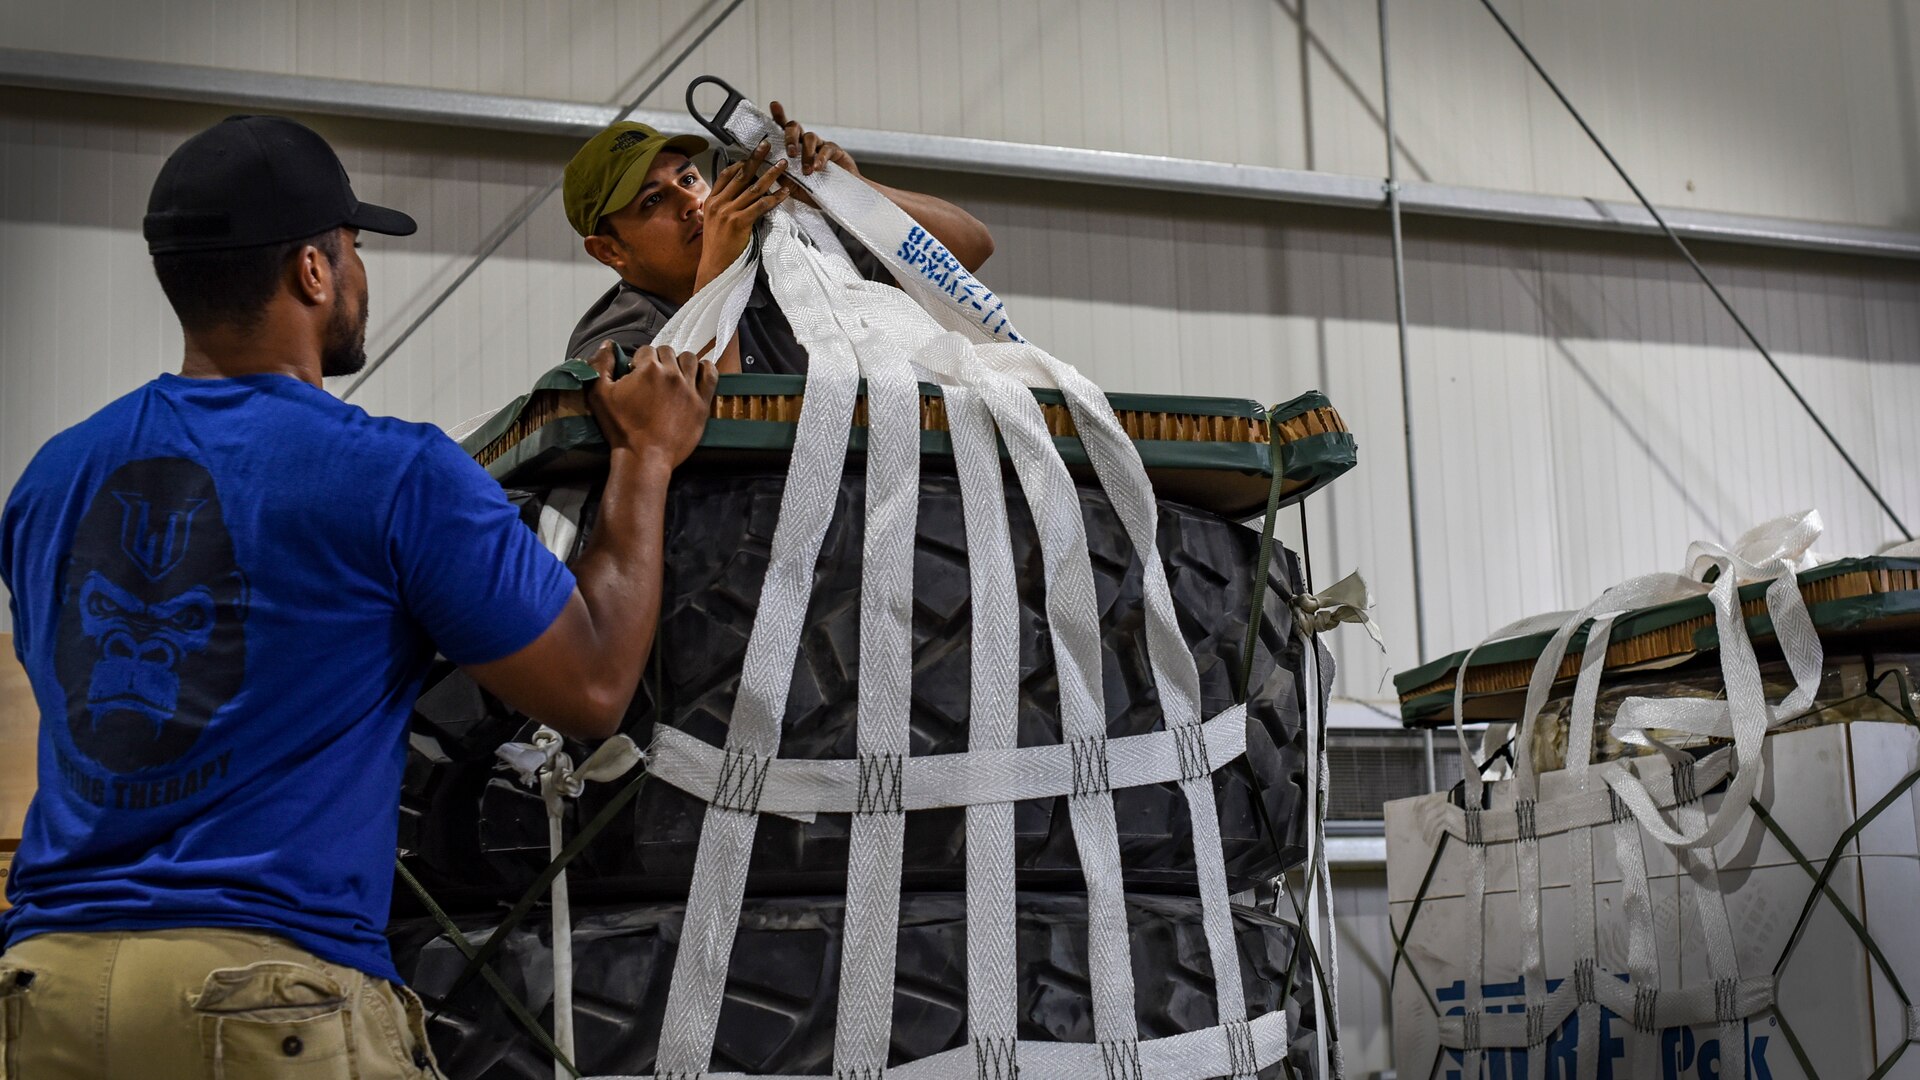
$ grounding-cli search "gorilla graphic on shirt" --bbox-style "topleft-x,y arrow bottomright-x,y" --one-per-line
55,457 -> 249,774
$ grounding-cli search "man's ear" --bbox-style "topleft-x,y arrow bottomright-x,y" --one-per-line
291,242 -> 333,307
583,234 -> 624,273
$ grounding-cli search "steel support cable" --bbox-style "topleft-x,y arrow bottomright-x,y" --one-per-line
341,0 -> 749,401
1474,0 -> 1913,541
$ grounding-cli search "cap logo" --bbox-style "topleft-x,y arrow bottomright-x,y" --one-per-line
610,130 -> 650,152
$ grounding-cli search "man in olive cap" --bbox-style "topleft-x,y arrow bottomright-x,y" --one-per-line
0,115 -> 715,1078
564,103 -> 994,373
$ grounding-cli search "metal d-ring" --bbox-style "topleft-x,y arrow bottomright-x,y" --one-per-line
685,75 -> 750,148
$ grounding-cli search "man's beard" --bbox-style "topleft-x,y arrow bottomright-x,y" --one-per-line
320,285 -> 370,378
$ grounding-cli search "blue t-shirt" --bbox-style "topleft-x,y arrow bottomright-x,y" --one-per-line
0,373 -> 576,982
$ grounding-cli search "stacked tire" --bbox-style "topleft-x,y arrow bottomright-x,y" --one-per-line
392,463 -> 1323,1077
393,894 -> 1318,1078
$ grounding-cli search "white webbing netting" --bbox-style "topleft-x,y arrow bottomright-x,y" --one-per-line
526,91 -> 1320,1080
1401,514 -> 1920,1080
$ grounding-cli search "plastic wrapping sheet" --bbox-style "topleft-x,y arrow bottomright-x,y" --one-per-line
1525,652 -> 1920,772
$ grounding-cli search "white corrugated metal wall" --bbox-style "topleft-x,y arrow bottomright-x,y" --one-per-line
5,0 -> 1917,228
4,3 -> 1920,1076
7,107 -> 1918,694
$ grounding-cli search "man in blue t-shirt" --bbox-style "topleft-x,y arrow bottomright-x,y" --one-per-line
0,116 -> 715,1079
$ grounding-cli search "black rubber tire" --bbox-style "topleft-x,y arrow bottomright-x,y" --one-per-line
401,467 -> 1312,909
390,891 -> 1313,1079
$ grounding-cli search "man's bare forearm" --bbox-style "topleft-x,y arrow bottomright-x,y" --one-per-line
464,344 -> 710,741
867,180 -> 995,272
564,446 -> 676,721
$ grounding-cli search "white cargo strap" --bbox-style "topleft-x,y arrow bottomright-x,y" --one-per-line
1613,780 -> 1660,1077
702,104 -> 1021,351
651,214 -> 865,1080
1450,608 -> 1571,814
735,199 -> 932,1080
944,335 -> 1145,1054
921,332 -> 1263,1063
647,706 -> 1249,813
495,729 -> 646,1079
1436,513 -> 1831,1061
1566,617 -> 1750,1078
536,484 -> 592,561
1297,616 -> 1336,1080
1448,608 -> 1565,1080
627,88 -> 1292,1079
1429,748 -> 1736,845
652,223 -> 760,360
1432,735 -> 1775,1071
928,332 -> 1260,1055
784,96 -> 1257,1053
1295,572 -> 1383,644
1291,574 -> 1375,1080
1674,772 -> 1747,1080
832,283 -> 920,1080
1609,534 -> 1819,845
1564,613 -> 1612,1080
1510,512 -> 1826,851
945,380 -> 1022,1074
816,254 -> 1180,1067
595,1006 -> 1294,1080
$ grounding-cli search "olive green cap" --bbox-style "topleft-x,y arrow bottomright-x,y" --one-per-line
563,122 -> 709,237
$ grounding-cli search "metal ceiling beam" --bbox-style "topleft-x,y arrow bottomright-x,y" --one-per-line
0,46 -> 634,138
6,46 -> 1919,261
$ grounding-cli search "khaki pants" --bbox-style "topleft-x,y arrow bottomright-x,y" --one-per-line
0,928 -> 442,1080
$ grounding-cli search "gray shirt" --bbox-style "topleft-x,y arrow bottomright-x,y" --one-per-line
566,228 -> 893,374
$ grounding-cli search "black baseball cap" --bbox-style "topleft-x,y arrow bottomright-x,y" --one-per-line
144,115 -> 417,255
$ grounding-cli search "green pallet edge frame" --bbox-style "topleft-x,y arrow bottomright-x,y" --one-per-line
1395,556 -> 1920,726
459,368 -> 1355,520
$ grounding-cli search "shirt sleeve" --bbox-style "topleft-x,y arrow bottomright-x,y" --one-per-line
831,223 -> 898,288
387,435 -> 578,665
566,285 -> 668,362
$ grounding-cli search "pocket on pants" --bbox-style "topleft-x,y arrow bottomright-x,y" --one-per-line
0,962 -> 37,1080
192,961 -> 354,1079
391,984 -> 437,1078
